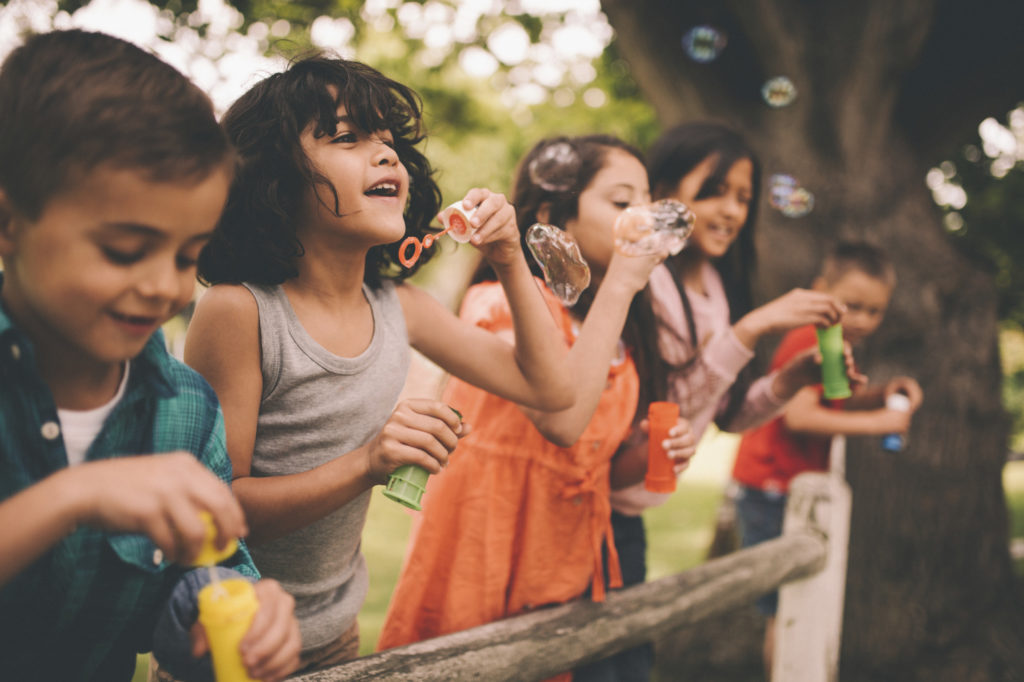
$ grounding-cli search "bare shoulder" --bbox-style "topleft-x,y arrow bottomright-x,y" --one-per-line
186,284 -> 260,367
193,284 -> 258,323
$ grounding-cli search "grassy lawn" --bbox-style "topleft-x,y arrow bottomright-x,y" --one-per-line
134,434 -> 1024,679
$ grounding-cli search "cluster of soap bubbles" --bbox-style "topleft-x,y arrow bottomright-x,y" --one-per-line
527,141 -> 582,193
525,223 -> 591,306
614,199 -> 696,257
681,24 -> 811,217
769,174 -> 814,218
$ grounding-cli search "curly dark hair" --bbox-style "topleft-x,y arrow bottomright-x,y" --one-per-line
198,55 -> 442,288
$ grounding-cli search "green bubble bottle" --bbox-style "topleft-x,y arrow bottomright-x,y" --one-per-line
816,323 -> 852,400
382,407 -> 462,511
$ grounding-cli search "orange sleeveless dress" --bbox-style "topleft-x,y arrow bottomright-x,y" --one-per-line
378,282 -> 639,680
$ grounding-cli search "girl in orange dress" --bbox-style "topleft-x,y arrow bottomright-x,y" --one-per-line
377,135 -> 698,678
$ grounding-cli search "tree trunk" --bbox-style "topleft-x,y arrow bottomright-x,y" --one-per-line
600,0 -> 1024,679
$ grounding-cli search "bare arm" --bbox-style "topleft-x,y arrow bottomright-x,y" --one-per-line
518,251 -> 662,446
782,386 -> 912,437
185,286 -> 461,546
0,454 -> 246,587
405,188 -> 573,412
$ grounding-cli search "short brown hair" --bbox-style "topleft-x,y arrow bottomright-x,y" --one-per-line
0,29 -> 231,220
820,240 -> 896,288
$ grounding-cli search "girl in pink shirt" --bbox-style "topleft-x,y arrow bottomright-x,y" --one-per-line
579,122 -> 845,682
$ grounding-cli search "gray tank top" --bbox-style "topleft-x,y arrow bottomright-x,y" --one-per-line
242,281 -> 410,651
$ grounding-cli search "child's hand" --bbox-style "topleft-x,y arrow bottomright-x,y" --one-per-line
70,453 -> 246,565
190,579 -> 301,682
885,376 -> 923,411
605,248 -> 666,297
773,340 -> 866,401
363,400 -> 468,483
665,417 -> 698,476
877,405 -> 913,434
735,288 -> 846,347
456,188 -> 521,267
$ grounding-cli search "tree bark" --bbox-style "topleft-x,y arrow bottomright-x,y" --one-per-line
600,0 -> 1024,679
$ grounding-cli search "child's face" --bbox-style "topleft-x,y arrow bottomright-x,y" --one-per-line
0,165 -> 230,369
817,270 -> 892,344
563,148 -> 649,275
669,156 -> 753,260
299,106 -> 410,246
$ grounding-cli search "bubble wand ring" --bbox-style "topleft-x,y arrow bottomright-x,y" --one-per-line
398,223 -> 453,268
398,204 -> 476,268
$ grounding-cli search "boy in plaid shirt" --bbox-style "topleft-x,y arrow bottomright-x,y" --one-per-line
0,30 -> 299,681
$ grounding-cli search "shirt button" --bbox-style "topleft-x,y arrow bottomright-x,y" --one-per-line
152,549 -> 164,565
10,344 -> 21,360
40,421 -> 61,440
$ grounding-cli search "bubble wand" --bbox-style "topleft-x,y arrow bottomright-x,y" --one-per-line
398,202 -> 477,268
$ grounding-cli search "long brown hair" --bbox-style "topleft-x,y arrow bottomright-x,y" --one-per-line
647,122 -> 763,428
475,134 -> 669,413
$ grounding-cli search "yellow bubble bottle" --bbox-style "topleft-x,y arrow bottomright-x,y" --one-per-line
192,511 -> 254,682
191,511 -> 238,567
197,578 -> 259,682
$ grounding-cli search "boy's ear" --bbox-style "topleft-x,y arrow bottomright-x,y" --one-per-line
536,202 -> 552,225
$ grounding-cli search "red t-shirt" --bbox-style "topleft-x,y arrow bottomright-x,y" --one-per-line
732,325 -> 837,493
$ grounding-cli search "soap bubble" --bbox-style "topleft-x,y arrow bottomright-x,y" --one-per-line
768,174 -> 814,218
681,26 -> 726,63
525,223 -> 591,306
528,141 -> 581,192
780,187 -> 814,218
768,174 -> 798,211
614,199 -> 696,257
762,76 -> 797,107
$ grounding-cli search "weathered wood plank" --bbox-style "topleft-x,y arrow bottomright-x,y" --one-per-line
292,530 -> 826,681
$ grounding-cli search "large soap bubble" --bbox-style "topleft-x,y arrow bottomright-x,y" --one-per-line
525,223 -> 591,306
528,141 -> 582,193
681,26 -> 727,63
614,199 -> 696,257
762,76 -> 797,108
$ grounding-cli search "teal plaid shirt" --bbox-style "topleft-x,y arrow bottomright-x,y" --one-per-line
0,275 -> 258,682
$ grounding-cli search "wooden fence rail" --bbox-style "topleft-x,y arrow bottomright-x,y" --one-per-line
293,527 -> 827,681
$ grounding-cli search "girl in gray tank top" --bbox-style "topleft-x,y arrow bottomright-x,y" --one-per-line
186,55 -> 574,665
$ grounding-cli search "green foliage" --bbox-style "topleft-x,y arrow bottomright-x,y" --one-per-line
938,108 -> 1024,327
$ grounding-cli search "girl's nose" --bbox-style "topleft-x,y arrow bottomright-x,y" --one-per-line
373,140 -> 398,167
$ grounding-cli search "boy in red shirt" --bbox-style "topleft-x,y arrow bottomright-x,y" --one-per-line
731,241 -> 922,676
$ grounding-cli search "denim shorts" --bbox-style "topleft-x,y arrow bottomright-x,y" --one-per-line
734,483 -> 787,616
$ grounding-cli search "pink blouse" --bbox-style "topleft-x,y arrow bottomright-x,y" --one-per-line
610,262 -> 787,516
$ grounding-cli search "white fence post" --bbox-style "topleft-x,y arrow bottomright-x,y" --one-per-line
772,435 -> 852,682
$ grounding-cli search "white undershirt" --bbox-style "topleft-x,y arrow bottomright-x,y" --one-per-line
57,362 -> 131,466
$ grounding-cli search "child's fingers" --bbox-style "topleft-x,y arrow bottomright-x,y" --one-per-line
189,621 -> 209,658
163,503 -> 209,564
404,399 -> 464,435
242,581 -> 300,680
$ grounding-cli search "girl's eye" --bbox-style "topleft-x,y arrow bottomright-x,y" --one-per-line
102,247 -> 144,266
330,132 -> 358,144
176,254 -> 199,270
613,201 -> 631,210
